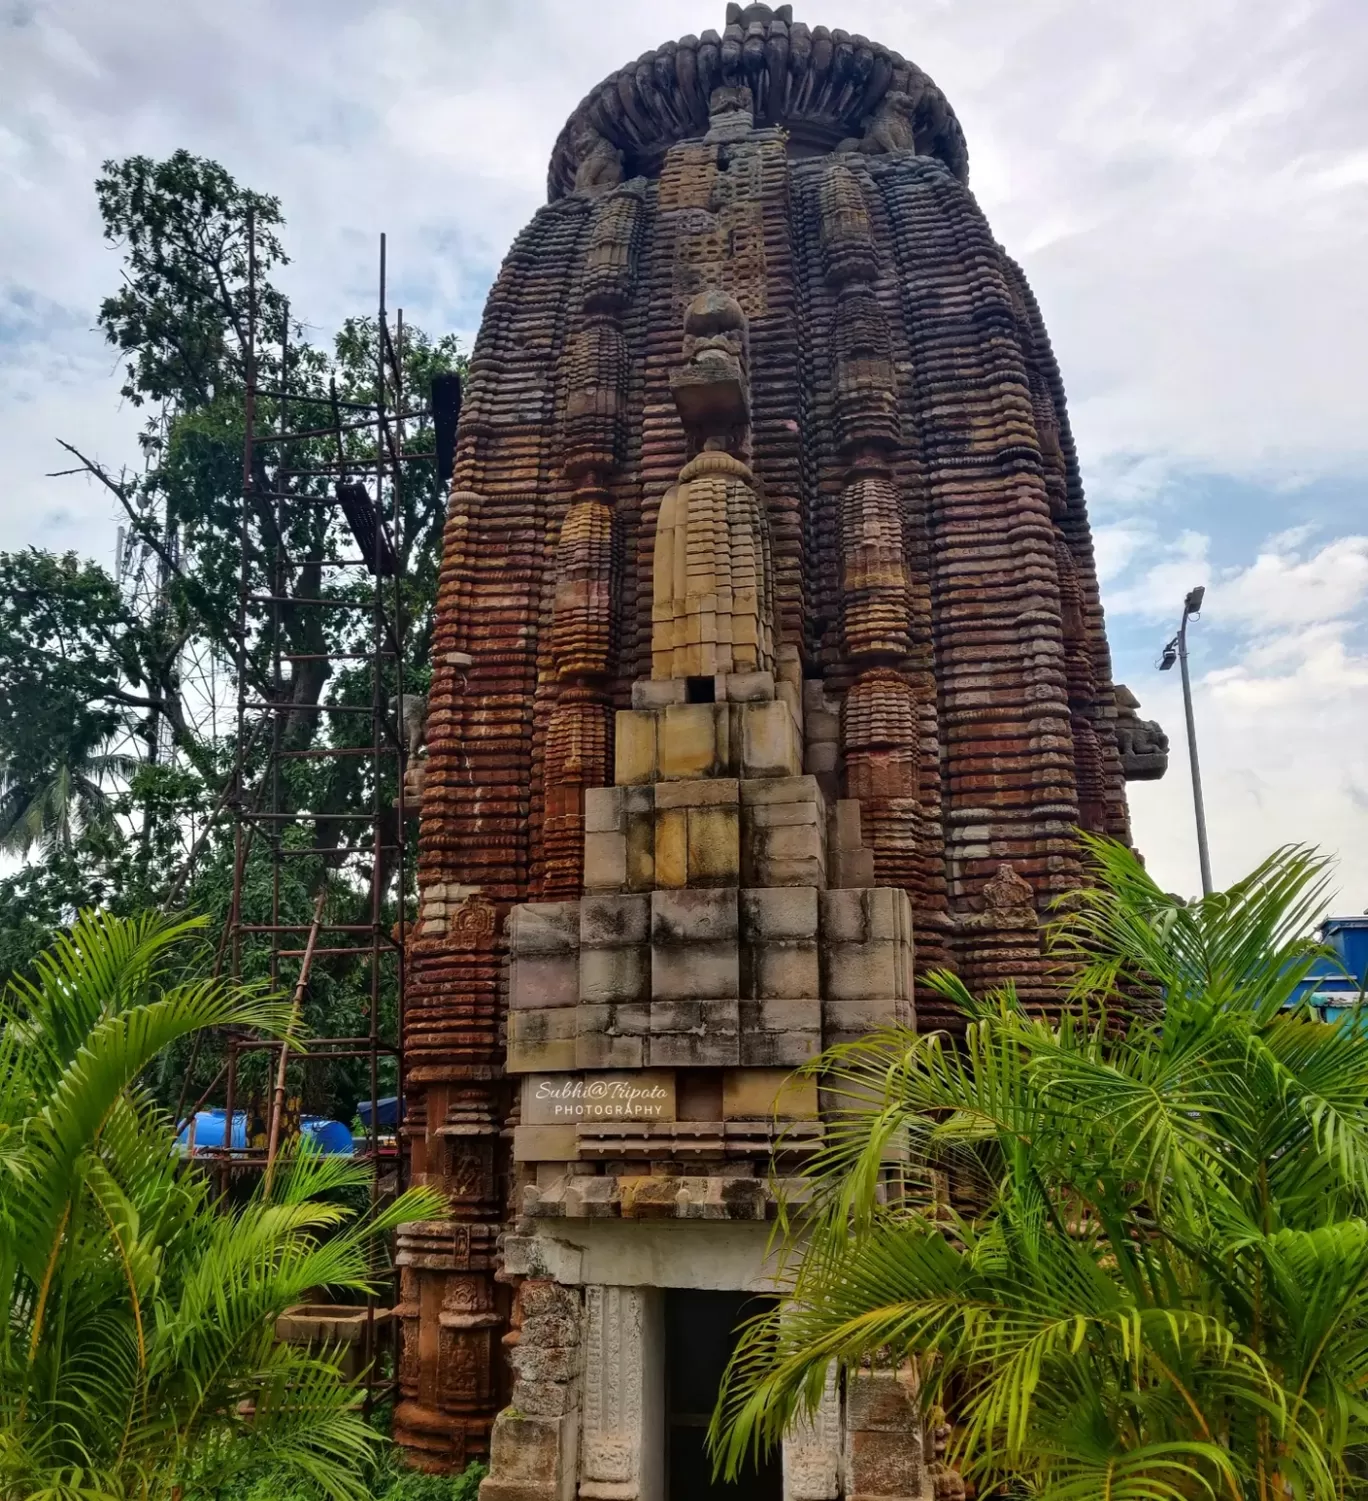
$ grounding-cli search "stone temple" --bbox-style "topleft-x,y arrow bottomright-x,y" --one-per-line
394,4 -> 1168,1496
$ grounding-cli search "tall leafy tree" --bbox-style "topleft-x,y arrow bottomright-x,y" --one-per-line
3,152 -> 463,1083
712,840 -> 1368,1499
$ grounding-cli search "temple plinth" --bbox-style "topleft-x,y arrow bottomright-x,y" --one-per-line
399,4 -> 1166,1492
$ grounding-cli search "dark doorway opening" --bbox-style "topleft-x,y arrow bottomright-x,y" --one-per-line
665,1289 -> 782,1500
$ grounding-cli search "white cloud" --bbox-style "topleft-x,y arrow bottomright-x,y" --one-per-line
1105,531 -> 1211,620
5,0 -> 1368,547
1112,526 -> 1368,906
2,0 -> 1367,914
1092,521 -> 1157,587
1213,534 -> 1368,629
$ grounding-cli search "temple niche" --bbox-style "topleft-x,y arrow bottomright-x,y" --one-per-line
398,4 -> 1167,1495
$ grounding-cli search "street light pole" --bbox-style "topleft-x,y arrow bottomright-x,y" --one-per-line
1160,586 -> 1213,897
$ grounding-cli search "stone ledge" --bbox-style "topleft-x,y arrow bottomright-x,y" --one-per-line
522,1172 -> 813,1221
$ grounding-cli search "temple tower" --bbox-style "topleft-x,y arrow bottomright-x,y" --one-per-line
397,4 -> 1166,1492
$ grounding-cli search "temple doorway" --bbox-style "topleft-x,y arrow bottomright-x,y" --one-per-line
664,1288 -> 783,1500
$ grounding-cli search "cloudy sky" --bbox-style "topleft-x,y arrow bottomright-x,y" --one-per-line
3,0 -> 1367,908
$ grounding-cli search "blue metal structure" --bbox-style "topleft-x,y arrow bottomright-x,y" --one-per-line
1288,915 -> 1368,1020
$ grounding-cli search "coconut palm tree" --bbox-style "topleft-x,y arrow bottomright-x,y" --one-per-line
0,909 -> 445,1501
711,839 -> 1368,1499
0,728 -> 136,857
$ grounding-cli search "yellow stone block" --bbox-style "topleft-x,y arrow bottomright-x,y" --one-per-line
688,804 -> 740,884
715,703 -> 733,770
655,807 -> 688,888
583,831 -> 627,892
660,703 -> 721,781
626,813 -> 655,891
512,1124 -> 580,1163
722,1068 -> 820,1120
615,709 -> 658,786
507,1009 -> 577,1073
740,699 -> 801,779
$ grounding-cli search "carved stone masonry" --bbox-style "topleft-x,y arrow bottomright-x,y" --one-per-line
544,182 -> 646,898
651,291 -> 776,682
783,1363 -> 842,1500
407,1 -> 1163,1481
1114,683 -> 1170,782
580,1287 -> 661,1500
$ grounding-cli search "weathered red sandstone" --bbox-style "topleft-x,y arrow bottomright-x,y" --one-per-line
397,3 -> 1166,1477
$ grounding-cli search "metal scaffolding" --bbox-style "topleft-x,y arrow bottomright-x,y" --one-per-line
177,212 -> 455,1398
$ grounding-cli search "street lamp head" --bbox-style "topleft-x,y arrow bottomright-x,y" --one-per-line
1184,585 -> 1206,617
1158,640 -> 1178,671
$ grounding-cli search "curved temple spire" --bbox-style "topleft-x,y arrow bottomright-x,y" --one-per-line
400,4 -> 1166,1477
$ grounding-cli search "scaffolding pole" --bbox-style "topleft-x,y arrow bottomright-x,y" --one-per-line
180,221 -> 449,1408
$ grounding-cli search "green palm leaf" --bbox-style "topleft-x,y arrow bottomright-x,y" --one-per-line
714,839 -> 1368,1499
0,909 -> 446,1501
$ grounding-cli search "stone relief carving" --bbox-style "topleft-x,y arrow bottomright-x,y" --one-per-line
782,1361 -> 841,1499
448,892 -> 497,950
959,863 -> 1039,934
390,691 -> 428,761
706,82 -> 756,140
581,1285 -> 647,1496
572,122 -> 625,194
838,90 -> 919,155
1114,683 -> 1170,781
982,862 -> 1036,914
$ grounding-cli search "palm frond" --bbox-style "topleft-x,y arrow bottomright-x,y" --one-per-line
0,911 -> 436,1501
713,837 -> 1368,1497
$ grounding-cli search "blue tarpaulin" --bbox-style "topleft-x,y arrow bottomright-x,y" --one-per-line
355,1096 -> 403,1128
177,1109 -> 354,1155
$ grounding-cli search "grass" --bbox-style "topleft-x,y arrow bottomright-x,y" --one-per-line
211,1419 -> 487,1501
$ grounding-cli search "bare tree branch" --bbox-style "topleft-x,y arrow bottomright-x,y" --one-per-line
50,438 -> 274,704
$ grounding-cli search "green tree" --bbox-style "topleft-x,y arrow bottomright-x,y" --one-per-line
44,150 -> 461,877
3,151 -> 464,1100
712,839 -> 1368,1498
0,551 -> 146,856
0,909 -> 445,1501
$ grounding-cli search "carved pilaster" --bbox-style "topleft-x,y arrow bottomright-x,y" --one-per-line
480,1279 -> 584,1501
543,692 -> 615,899
542,185 -> 645,898
783,1363 -> 841,1500
580,1286 -> 663,1500
843,669 -> 919,892
395,1221 -> 504,1472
